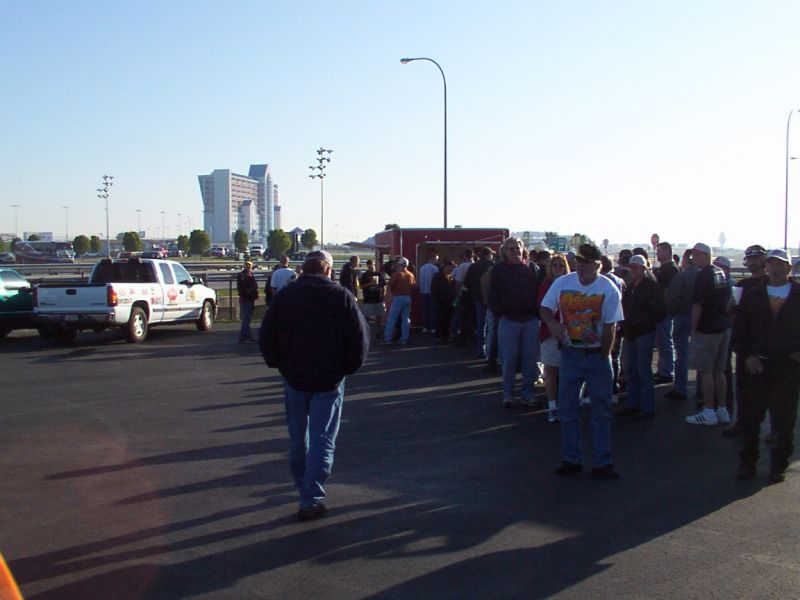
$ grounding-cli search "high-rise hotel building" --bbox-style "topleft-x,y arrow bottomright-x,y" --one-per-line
198,164 -> 279,244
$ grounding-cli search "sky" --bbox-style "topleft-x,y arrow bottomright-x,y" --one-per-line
2,0 -> 800,253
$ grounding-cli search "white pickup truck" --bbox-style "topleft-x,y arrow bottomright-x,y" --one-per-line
34,258 -> 217,343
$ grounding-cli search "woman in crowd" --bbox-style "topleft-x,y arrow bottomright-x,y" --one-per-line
537,252 -> 570,422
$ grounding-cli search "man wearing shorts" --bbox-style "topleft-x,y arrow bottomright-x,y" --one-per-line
685,243 -> 732,426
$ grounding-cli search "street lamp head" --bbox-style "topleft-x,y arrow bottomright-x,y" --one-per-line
400,58 -> 413,64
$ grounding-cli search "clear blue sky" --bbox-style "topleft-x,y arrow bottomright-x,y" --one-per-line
2,0 -> 800,253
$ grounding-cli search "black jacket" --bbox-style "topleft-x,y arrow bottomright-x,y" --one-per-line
259,275 -> 370,391
622,276 -> 666,339
463,258 -> 493,303
655,261 -> 679,292
488,261 -> 542,321
237,270 -> 259,302
733,279 -> 800,359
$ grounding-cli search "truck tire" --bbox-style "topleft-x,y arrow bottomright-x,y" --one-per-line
196,300 -> 214,331
127,307 -> 148,343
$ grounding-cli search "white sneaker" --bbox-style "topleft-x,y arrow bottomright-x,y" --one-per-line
547,409 -> 559,423
686,409 -> 719,426
716,407 -> 731,425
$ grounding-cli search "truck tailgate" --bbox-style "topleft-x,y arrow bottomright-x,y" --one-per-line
35,284 -> 109,313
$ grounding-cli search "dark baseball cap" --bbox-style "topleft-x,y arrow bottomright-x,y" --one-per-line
744,244 -> 766,257
576,244 -> 602,262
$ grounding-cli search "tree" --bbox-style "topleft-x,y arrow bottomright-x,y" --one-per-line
73,235 -> 90,256
177,234 -> 189,252
122,231 -> 143,252
89,235 -> 102,253
300,228 -> 318,249
569,233 -> 594,250
233,229 -> 249,253
189,229 -> 211,255
27,234 -> 41,241
384,223 -> 400,231
0,239 -> 5,252
267,229 -> 292,258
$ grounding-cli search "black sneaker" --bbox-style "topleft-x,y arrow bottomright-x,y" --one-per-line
592,464 -> 621,480
737,460 -> 756,480
297,502 -> 327,522
554,461 -> 583,476
665,389 -> 688,401
654,374 -> 674,384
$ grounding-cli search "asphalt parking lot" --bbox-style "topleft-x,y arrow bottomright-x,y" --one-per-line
0,324 -> 798,599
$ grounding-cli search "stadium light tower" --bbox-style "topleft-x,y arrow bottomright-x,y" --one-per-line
96,175 -> 114,258
309,147 -> 333,249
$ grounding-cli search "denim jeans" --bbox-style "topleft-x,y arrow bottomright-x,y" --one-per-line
283,379 -> 345,509
486,309 -> 498,364
239,301 -> 255,341
623,333 -> 656,413
673,315 -> 691,394
656,317 -> 675,377
384,294 -> 411,342
559,348 -> 614,467
474,300 -> 488,358
498,317 -> 540,401
421,293 -> 436,331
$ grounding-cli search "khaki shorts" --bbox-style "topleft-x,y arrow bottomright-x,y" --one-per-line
361,302 -> 386,318
688,329 -> 731,373
540,337 -> 561,367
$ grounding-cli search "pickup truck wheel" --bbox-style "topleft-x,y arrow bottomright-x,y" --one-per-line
196,300 -> 214,331
127,307 -> 148,343
54,327 -> 77,344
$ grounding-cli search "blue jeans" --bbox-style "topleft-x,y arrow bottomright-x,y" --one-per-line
283,379 -> 345,509
498,317 -> 540,401
486,309 -> 498,364
673,315 -> 691,394
559,348 -> 614,467
384,294 -> 411,342
656,317 -> 674,377
475,300 -> 488,358
623,333 -> 656,413
239,301 -> 254,341
421,293 -> 436,331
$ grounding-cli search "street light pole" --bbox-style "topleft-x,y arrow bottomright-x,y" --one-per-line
309,147 -> 333,249
161,211 -> 166,248
136,209 -> 142,236
785,110 -> 800,251
97,175 -> 114,258
11,204 -> 20,238
177,212 -> 182,238
401,56 -> 448,228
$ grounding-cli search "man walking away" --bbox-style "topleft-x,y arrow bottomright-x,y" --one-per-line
237,260 -> 258,343
359,259 -> 387,339
735,249 -> 800,483
418,252 -> 439,333
654,242 -> 679,383
340,255 -> 360,297
259,250 -> 369,520
270,255 -> 297,296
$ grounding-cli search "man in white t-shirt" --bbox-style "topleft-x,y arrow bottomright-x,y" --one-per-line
541,244 -> 624,480
270,255 -> 297,295
417,252 -> 439,333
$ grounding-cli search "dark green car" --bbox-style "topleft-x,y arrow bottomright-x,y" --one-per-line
0,269 -> 35,338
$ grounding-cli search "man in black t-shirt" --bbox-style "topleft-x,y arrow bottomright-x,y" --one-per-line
685,243 -> 732,426
358,259 -> 387,337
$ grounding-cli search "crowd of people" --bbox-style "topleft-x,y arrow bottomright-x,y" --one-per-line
252,241 -> 799,520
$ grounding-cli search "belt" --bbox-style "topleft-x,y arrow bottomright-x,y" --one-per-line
566,343 -> 602,354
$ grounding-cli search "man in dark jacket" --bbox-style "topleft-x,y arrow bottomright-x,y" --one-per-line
339,255 -> 360,296
620,255 -> 666,419
654,242 -> 679,383
464,246 -> 495,358
260,250 -> 370,520
734,249 -> 800,483
236,260 -> 259,343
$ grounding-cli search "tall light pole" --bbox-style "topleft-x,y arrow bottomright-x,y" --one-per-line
786,110 -> 800,251
97,175 -> 114,258
161,211 -> 166,248
309,147 -> 333,249
62,206 -> 69,240
401,56 -> 448,228
177,212 -> 182,238
11,204 -> 20,238
136,209 -> 142,236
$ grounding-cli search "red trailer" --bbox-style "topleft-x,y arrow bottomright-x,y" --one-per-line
373,227 -> 509,326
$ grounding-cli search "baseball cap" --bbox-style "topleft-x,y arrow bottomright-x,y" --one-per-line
713,256 -> 731,269
766,248 -> 791,264
629,255 -> 648,267
575,244 -> 602,262
744,244 -> 766,257
306,250 -> 333,265
397,257 -> 409,267
244,260 -> 253,268
692,242 -> 711,255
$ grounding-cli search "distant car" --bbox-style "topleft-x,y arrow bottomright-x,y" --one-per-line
0,268 -> 35,338
249,245 -> 264,257
141,250 -> 167,259
0,252 -> 15,264
209,246 -> 227,258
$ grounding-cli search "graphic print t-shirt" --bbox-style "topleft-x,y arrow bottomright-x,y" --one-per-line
541,272 -> 624,349
767,283 -> 791,317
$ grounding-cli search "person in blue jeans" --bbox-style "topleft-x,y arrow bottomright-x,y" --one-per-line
260,250 -> 370,521
665,250 -> 698,400
619,255 -> 666,419
541,244 -> 624,479
383,257 -> 415,344
236,260 -> 259,343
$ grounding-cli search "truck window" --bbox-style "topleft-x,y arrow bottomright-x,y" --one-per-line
172,263 -> 192,285
159,263 -> 175,284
